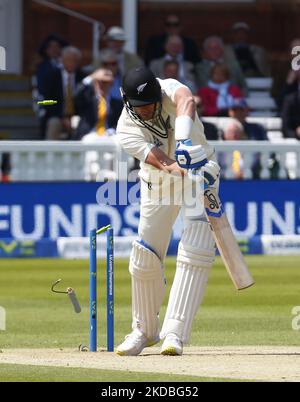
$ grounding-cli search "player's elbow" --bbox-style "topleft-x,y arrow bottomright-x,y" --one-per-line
175,87 -> 195,115
181,94 -> 195,118
185,95 -> 195,110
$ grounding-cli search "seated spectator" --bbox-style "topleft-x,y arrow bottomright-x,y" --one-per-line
221,120 -> 247,179
74,68 -> 123,140
228,98 -> 269,178
99,26 -> 143,75
228,98 -> 279,178
223,119 -> 247,140
281,78 -> 300,140
1,153 -> 11,183
227,22 -> 270,77
277,38 -> 300,110
150,37 -> 197,93
162,59 -> 197,94
34,34 -> 69,139
144,14 -> 200,66
36,34 -> 68,97
198,64 -> 242,116
163,59 -> 179,79
95,49 -> 122,101
42,46 -> 84,140
193,95 -> 220,140
228,98 -> 267,140
74,68 -> 123,180
196,36 -> 247,95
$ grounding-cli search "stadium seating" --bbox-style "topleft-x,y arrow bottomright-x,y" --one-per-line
202,116 -> 283,141
245,77 -> 277,117
0,75 -> 39,140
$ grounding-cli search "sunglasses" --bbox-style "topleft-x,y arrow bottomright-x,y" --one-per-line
166,21 -> 180,27
103,61 -> 118,66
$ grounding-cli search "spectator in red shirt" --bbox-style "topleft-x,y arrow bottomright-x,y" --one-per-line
198,64 -> 242,116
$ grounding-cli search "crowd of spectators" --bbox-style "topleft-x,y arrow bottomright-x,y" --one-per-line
25,13 -> 300,181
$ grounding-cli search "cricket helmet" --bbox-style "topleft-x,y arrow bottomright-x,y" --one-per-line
121,67 -> 161,107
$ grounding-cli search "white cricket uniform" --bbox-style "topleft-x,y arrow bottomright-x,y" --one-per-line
117,78 -> 214,259
117,78 -> 216,344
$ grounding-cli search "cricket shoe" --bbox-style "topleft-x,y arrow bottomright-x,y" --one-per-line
160,333 -> 183,356
116,329 -> 160,356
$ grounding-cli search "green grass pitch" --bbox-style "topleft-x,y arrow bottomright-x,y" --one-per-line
0,255 -> 299,381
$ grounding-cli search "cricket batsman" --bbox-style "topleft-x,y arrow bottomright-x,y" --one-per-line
116,67 -> 220,356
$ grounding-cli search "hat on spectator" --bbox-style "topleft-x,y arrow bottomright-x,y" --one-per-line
106,26 -> 126,42
229,98 -> 249,109
232,22 -> 250,31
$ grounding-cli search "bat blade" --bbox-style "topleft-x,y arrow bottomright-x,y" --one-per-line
204,187 -> 254,290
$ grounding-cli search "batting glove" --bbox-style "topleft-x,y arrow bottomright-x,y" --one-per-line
189,160 -> 220,186
175,140 -> 208,169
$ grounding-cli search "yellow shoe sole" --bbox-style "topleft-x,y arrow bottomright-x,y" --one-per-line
161,346 -> 181,356
115,350 -> 126,356
115,338 -> 160,356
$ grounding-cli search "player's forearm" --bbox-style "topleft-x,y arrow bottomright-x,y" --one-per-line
174,87 -> 195,141
145,147 -> 175,172
145,147 -> 186,176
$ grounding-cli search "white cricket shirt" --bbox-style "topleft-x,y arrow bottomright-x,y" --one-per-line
117,78 -> 214,183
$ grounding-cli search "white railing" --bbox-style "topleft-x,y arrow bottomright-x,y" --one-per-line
0,139 -> 129,181
32,0 -> 105,61
213,140 -> 300,179
0,140 -> 300,181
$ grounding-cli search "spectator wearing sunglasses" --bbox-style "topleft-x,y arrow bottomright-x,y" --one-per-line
144,14 -> 200,66
150,35 -> 197,93
95,49 -> 123,101
100,26 -> 143,75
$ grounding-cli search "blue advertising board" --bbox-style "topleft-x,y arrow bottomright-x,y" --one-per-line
219,180 -> 300,237
0,180 -> 299,240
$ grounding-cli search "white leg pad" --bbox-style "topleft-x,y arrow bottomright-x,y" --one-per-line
160,221 -> 215,344
129,240 -> 166,340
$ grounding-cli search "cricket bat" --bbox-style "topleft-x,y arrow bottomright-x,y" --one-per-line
203,186 -> 254,290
